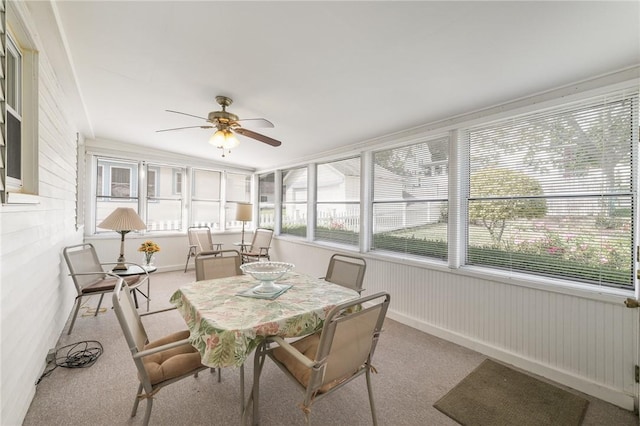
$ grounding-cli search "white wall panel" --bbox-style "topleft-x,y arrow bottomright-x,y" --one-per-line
273,238 -> 638,410
0,5 -> 82,423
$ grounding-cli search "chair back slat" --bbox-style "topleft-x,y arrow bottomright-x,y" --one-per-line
325,254 -> 366,293
250,228 -> 273,252
188,227 -> 213,252
112,279 -> 150,357
195,250 -> 242,280
63,243 -> 107,290
321,305 -> 383,384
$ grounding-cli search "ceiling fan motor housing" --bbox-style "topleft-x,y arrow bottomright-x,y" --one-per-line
208,110 -> 239,125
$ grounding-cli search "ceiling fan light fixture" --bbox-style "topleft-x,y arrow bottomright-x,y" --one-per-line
210,129 -> 240,150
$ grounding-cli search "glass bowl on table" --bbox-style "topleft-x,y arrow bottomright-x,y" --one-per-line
240,261 -> 295,294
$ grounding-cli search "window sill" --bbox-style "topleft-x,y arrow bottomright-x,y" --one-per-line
3,191 -> 40,205
457,265 -> 633,304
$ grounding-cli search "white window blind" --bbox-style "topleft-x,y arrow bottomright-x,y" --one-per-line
316,157 -> 360,245
225,172 -> 252,229
191,168 -> 221,229
258,172 -> 275,229
372,137 -> 449,259
146,164 -> 184,231
467,90 -> 638,288
282,167 -> 307,237
95,158 -> 138,231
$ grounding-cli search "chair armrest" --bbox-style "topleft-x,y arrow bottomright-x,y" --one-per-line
69,271 -> 107,276
69,271 -> 117,278
133,337 -> 192,358
269,336 -> 315,369
139,306 -> 177,317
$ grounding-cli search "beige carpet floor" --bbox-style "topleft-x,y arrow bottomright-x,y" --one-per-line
23,270 -> 638,425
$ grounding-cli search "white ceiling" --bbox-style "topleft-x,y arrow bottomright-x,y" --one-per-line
29,1 -> 640,170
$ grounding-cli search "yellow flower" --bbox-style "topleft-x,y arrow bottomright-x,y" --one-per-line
138,240 -> 160,253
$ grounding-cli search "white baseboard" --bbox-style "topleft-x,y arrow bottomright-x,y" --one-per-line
387,310 -> 636,412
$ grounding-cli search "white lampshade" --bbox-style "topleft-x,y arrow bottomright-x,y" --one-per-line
97,207 -> 146,270
236,203 -> 253,222
209,129 -> 240,150
98,207 -> 146,231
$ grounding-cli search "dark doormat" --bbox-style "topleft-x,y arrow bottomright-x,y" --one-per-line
434,359 -> 589,426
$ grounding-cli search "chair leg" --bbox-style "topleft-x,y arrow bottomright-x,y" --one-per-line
184,247 -> 195,272
240,363 -> 245,414
365,368 -> 378,426
67,297 -> 83,335
131,383 -> 143,417
142,396 -> 153,426
146,277 -> 150,311
252,342 -> 268,426
209,367 -> 222,382
95,293 -> 105,317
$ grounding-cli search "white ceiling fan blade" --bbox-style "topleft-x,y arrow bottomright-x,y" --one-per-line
156,125 -> 213,132
166,109 -> 208,121
236,118 -> 274,128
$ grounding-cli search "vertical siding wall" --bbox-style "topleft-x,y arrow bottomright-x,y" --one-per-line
272,239 -> 638,410
0,20 -> 82,426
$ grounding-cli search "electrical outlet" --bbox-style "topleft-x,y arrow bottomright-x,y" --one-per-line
46,348 -> 56,364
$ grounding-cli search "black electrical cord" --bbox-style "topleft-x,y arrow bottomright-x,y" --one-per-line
36,340 -> 103,385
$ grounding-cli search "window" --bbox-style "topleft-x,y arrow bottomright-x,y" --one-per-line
372,137 -> 449,260
467,91 -> 637,288
147,168 -> 157,198
146,164 -> 184,231
95,158 -> 139,230
191,168 -> 221,230
316,157 -> 361,245
96,165 -> 104,196
258,172 -> 275,229
173,170 -> 182,195
5,34 -> 22,189
225,172 -> 252,228
282,167 -> 307,237
1,18 -> 38,200
111,166 -> 132,197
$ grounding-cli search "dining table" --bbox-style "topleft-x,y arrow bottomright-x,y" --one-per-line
169,271 -> 360,369
169,270 -> 360,423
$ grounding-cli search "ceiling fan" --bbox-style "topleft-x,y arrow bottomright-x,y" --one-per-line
157,95 -> 282,157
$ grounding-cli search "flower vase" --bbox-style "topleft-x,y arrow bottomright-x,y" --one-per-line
143,253 -> 155,267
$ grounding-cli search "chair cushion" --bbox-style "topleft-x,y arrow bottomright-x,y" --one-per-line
272,333 -> 345,393
82,275 -> 140,294
142,330 -> 203,385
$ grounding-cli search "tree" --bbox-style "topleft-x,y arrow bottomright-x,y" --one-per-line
469,168 -> 547,245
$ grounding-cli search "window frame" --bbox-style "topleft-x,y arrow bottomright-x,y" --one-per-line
2,5 -> 39,201
4,32 -> 23,191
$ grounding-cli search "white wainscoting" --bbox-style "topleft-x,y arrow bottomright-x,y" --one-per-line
270,238 -> 639,410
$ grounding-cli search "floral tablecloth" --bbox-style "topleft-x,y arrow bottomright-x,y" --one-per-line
170,272 -> 359,368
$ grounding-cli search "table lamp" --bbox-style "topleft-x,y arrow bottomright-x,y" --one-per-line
97,207 -> 147,270
236,202 -> 253,247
